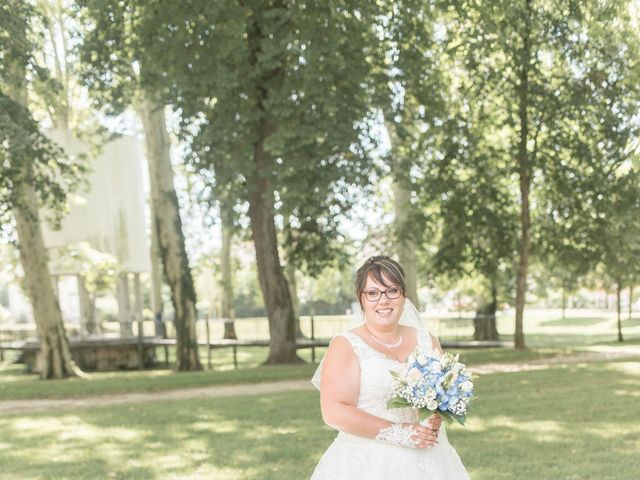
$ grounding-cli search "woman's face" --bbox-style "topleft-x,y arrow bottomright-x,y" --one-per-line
360,273 -> 405,329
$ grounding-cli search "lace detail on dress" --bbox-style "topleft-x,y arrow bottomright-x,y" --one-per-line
335,332 -> 373,359
375,423 -> 418,448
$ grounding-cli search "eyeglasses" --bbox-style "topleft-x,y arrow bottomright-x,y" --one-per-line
362,287 -> 403,302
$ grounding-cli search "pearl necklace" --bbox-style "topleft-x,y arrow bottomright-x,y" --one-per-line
366,327 -> 403,349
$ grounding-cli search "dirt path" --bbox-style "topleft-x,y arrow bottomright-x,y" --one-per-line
2,347 -> 639,415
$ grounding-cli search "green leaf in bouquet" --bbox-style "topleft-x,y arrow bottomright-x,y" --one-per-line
386,397 -> 410,409
418,409 -> 432,421
436,411 -> 466,426
436,411 -> 454,425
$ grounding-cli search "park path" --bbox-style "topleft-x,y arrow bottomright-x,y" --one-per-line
1,346 -> 639,415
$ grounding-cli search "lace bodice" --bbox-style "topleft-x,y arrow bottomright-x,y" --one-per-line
336,329 -> 434,429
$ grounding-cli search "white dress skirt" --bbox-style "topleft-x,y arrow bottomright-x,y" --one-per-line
310,331 -> 470,480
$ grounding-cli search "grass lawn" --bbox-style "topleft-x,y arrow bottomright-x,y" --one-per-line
0,359 -> 638,479
0,343 -> 608,402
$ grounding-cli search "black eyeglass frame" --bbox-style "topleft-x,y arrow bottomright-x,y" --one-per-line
361,287 -> 403,302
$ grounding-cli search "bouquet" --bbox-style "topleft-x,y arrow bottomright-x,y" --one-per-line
387,349 -> 474,426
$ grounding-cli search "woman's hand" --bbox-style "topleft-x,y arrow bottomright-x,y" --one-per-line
406,422 -> 439,449
425,413 -> 443,432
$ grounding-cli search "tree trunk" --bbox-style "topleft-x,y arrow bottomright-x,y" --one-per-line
220,207 -> 237,340
6,38 -> 79,379
473,280 -> 500,341
284,255 -> 305,338
616,282 -> 624,342
385,117 -> 419,305
514,2 -> 532,350
149,205 -> 165,337
246,9 -> 301,365
282,216 -> 304,338
137,96 -> 202,371
561,288 -> 567,320
14,186 -> 79,378
247,152 -> 301,364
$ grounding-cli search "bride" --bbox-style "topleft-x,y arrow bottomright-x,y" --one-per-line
310,256 -> 470,479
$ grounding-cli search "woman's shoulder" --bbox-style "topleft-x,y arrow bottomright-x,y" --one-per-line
324,332 -> 360,363
330,328 -> 374,358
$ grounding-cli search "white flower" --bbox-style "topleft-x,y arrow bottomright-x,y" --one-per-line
407,367 -> 422,384
449,401 -> 466,415
461,380 -> 474,393
417,353 -> 428,366
427,399 -> 438,411
430,361 -> 442,373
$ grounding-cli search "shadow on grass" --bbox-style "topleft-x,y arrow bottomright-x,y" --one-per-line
1,361 -> 639,479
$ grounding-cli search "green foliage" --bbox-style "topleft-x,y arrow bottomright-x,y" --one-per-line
598,169 -> 640,287
373,1 -> 520,298
138,2 -> 379,273
0,1 -> 84,228
74,1 -> 385,276
386,396 -> 411,409
74,0 -> 140,114
49,242 -> 120,295
301,263 -> 354,311
399,0 -> 640,310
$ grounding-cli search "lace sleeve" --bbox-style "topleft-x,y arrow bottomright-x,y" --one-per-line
375,423 -> 419,448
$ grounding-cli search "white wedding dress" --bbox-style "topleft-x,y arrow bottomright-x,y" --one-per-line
310,329 -> 470,480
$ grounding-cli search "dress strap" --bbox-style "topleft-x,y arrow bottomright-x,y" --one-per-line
335,331 -> 370,359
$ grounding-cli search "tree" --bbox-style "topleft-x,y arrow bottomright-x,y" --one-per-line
382,4 -> 520,340
137,1 -> 379,363
76,1 -> 202,370
599,171 -> 640,342
371,0 -> 451,305
411,105 -> 519,340
1,0 -> 83,378
449,0 -> 640,348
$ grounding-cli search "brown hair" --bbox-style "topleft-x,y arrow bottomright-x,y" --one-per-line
355,255 -> 406,308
